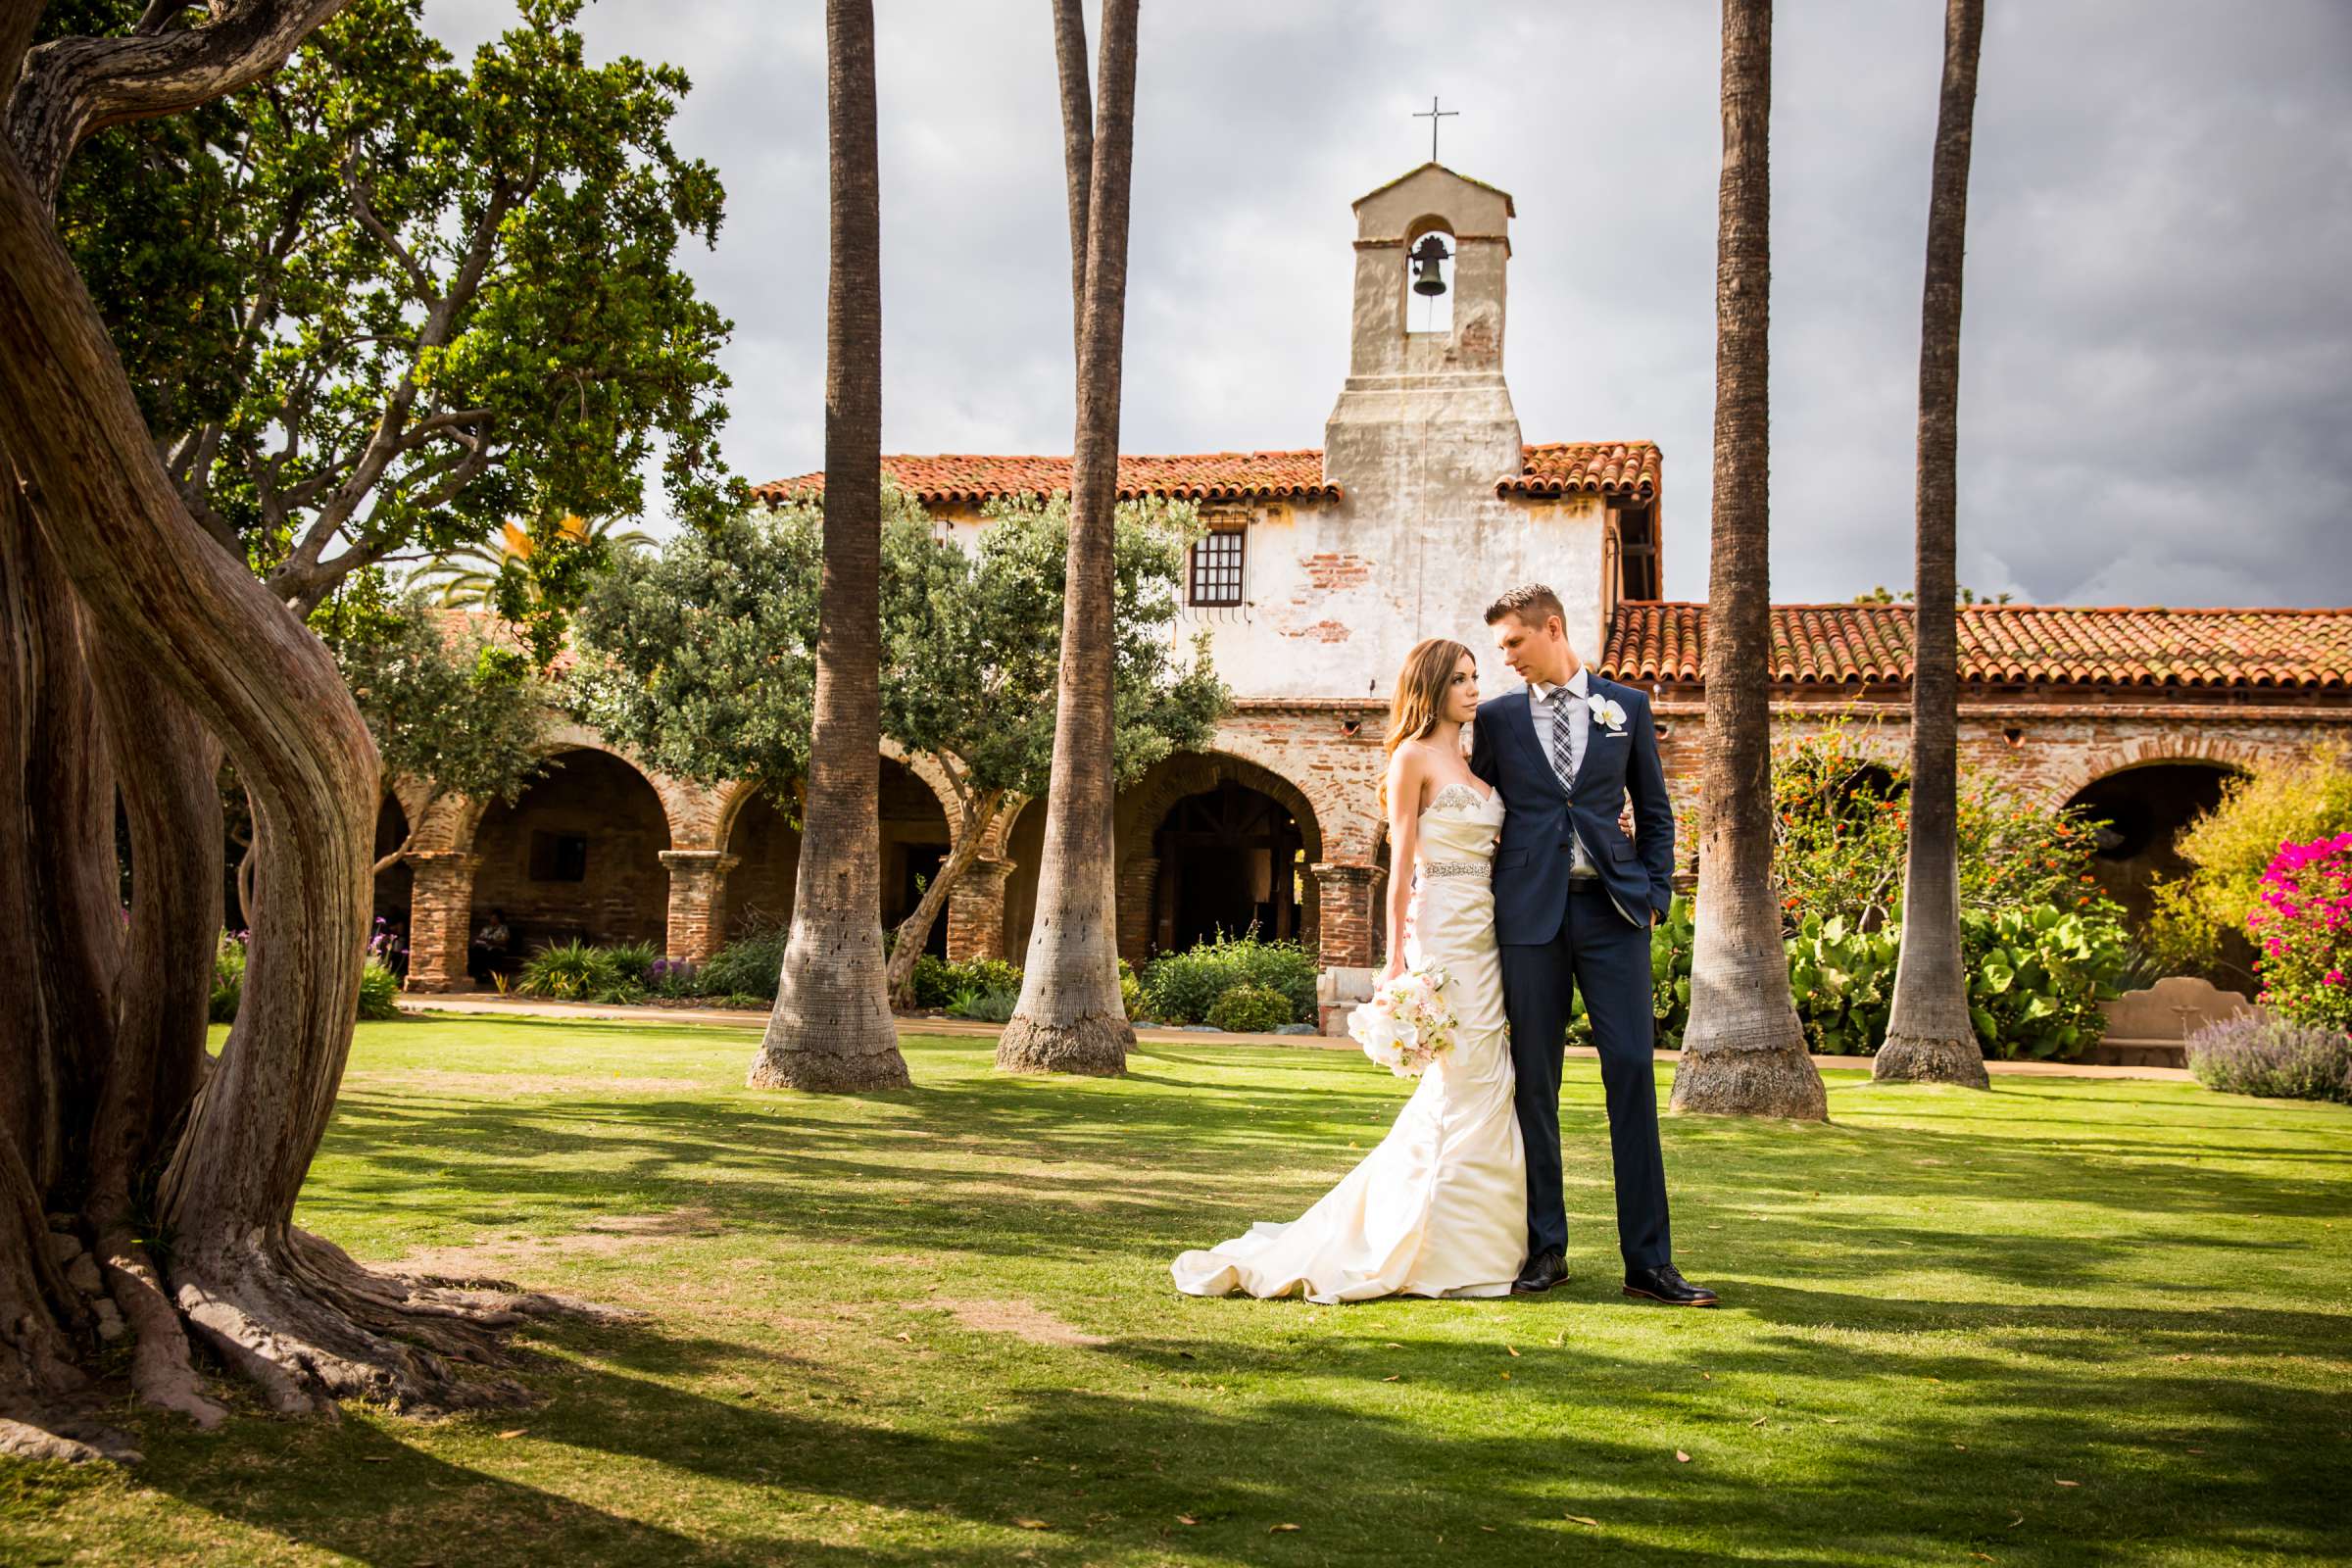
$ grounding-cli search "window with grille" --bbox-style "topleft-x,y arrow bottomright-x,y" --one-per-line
1190,527 -> 1246,607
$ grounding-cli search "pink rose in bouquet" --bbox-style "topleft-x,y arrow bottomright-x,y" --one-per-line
1348,961 -> 1459,1077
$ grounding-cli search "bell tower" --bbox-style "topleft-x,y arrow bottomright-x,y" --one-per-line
1323,163 -> 1523,494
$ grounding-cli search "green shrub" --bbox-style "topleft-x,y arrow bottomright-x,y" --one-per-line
357,959 -> 404,1020
950,988 -> 1019,1023
909,953 -> 957,1008
1145,932 -> 1316,1025
1643,899 -> 2130,1060
517,939 -> 622,1001
211,934 -> 247,1024
1961,903 -> 2132,1060
1119,956 -> 1146,1021
1207,983 -> 1293,1034
1649,897 -> 1695,1046
909,954 -> 1021,1010
1786,913 -> 1901,1056
700,924 -> 787,1003
602,941 -> 662,986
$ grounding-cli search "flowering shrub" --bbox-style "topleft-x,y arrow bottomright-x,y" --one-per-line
2148,746 -> 2352,979
356,960 -> 403,1020
2248,832 -> 2352,1031
368,915 -> 408,972
2185,1012 -> 2352,1103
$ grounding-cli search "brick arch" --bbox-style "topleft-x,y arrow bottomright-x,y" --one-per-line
437,725 -> 706,855
1116,750 -> 1326,868
1198,725 -> 1385,862
2037,734 -> 2268,812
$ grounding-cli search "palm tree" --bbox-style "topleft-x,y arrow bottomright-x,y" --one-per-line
996,0 -> 1142,1076
1878,0 -> 1988,1087
1669,0 -> 1829,1121
413,512 -> 652,607
747,0 -> 909,1092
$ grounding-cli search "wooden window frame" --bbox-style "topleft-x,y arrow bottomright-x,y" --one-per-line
1189,524 -> 1247,608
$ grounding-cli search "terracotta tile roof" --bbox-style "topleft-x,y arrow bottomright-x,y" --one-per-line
757,440 -> 1664,508
1500,442 -> 1661,502
1600,603 -> 2352,691
754,451 -> 1339,507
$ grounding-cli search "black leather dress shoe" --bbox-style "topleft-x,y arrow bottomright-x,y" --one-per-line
1512,1250 -> 1567,1295
1623,1263 -> 1719,1307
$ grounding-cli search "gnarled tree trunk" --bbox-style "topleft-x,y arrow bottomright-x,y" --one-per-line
0,2 -> 604,1449
1669,0 -> 1828,1122
1878,0 -> 1988,1088
748,0 -> 909,1092
998,0 -> 1141,1077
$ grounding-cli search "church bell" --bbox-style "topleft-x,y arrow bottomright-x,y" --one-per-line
1409,233 -> 1450,297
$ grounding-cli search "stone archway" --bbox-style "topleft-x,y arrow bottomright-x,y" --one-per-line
466,748 -> 674,978
720,786 -> 801,938
2063,759 -> 2244,938
1113,750 -> 1327,967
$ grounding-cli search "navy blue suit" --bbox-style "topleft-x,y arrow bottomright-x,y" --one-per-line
1469,674 -> 1675,1270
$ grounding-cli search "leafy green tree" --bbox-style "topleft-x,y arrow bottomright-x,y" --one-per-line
570,490 -> 1228,1004
321,589 -> 553,868
67,0 -> 735,643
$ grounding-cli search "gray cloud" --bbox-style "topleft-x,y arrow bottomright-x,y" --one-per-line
429,0 -> 2352,607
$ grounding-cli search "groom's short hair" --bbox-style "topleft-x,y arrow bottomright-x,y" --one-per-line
1485,583 -> 1566,631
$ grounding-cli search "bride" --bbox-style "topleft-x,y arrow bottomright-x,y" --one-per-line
1171,638 -> 1525,1302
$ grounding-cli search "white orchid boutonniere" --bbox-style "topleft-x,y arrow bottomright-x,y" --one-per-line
1587,692 -> 1629,733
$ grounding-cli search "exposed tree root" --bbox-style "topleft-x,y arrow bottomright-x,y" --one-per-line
169,1225 -> 627,1418
97,1233 -> 224,1431
995,1010 -> 1132,1077
0,1411 -> 136,1464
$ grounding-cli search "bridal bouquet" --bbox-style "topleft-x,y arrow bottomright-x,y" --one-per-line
1348,961 -> 1458,1077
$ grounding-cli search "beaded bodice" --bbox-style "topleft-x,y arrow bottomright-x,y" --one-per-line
1416,783 -> 1504,875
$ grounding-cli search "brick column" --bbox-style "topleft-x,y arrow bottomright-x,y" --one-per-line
946,857 -> 1012,962
405,851 -> 480,993
1115,856 -> 1158,970
660,850 -> 740,964
1310,860 -> 1380,969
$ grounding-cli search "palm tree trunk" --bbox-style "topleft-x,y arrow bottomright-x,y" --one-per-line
1878,0 -> 1988,1087
748,0 -> 909,1092
1669,0 -> 1828,1121
998,0 -> 1142,1076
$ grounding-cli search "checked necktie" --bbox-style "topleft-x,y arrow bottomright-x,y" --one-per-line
1546,687 -> 1582,794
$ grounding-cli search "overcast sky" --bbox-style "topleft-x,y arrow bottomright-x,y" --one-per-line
433,1 -> 2352,608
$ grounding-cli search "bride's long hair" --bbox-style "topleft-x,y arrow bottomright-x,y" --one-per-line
1379,638 -> 1475,810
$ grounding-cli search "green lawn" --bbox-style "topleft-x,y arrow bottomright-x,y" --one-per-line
5,1018 -> 2349,1566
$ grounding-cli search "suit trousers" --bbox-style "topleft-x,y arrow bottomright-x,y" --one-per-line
1499,884 -> 1672,1270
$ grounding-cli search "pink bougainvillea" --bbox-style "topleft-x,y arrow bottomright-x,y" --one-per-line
2247,831 -> 2352,1032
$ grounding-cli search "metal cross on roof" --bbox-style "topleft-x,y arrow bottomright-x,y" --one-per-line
1413,95 -> 1457,163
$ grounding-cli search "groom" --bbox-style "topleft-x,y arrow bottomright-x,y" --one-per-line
1469,584 -> 1717,1307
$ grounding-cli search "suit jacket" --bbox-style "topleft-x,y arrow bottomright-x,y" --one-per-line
1469,673 -> 1676,939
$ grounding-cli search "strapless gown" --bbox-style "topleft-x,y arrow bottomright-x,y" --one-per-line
1171,784 -> 1526,1302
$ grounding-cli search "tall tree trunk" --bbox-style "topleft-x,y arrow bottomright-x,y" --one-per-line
748,0 -> 909,1092
1878,0 -> 1987,1087
885,787 -> 1006,1006
0,104 -> 577,1427
1669,0 -> 1827,1121
998,0 -> 1141,1076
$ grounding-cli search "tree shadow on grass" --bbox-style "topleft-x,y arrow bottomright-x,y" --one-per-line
122,1298 -> 2352,1568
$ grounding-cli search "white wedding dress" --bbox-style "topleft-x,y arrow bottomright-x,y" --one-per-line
1171,783 -> 1526,1302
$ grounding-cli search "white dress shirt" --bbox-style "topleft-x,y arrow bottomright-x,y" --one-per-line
1527,666 -> 1594,874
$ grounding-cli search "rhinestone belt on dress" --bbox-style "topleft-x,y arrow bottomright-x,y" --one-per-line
1417,859 -> 1487,878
